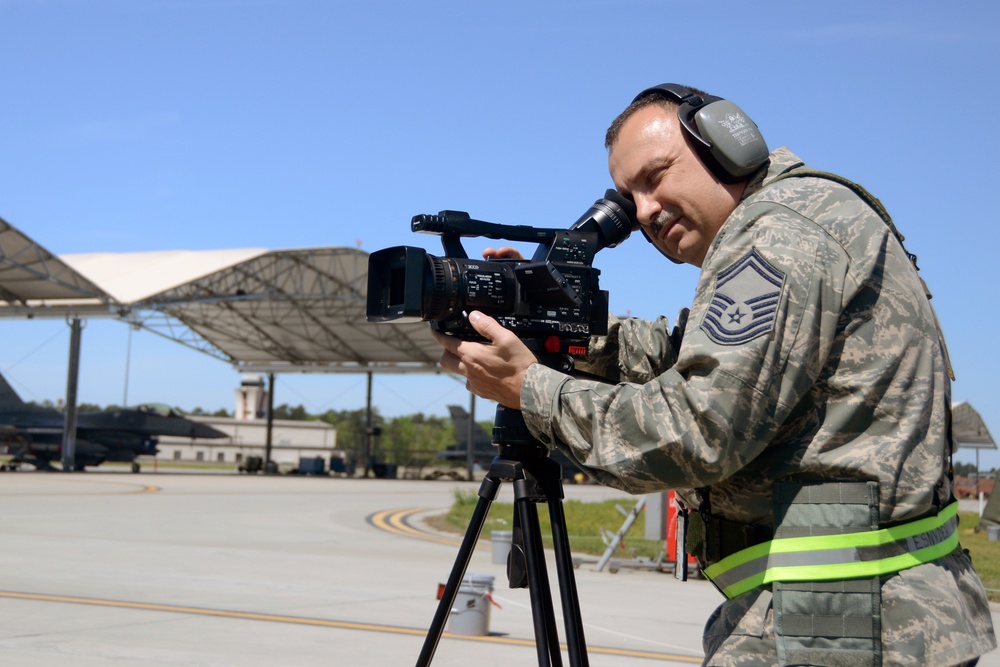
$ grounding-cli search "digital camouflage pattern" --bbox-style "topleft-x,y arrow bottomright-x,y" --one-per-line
519,148 -> 996,665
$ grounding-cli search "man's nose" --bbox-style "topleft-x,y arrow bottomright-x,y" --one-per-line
634,193 -> 660,227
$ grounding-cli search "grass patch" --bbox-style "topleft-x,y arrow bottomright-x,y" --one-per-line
426,489 -> 664,560
429,495 -> 1000,600
960,511 -> 1000,602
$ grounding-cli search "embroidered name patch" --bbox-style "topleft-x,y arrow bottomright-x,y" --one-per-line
701,248 -> 784,345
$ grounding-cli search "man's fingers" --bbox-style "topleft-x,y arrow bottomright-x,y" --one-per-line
468,311 -> 502,342
438,348 -> 459,374
483,246 -> 524,260
428,311 -> 531,409
431,330 -> 454,350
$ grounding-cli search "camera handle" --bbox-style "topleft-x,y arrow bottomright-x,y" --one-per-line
415,405 -> 589,667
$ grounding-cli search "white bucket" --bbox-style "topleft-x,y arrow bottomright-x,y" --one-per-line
449,573 -> 495,636
491,530 -> 513,565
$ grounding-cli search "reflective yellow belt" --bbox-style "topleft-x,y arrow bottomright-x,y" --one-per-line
703,501 -> 960,599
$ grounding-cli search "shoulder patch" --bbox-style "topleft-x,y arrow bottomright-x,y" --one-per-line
701,248 -> 784,346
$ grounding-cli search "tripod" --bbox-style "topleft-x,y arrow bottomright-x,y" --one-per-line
415,405 -> 589,667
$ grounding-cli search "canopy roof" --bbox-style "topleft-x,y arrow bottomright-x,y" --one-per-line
61,248 -> 269,304
126,246 -> 440,372
0,219 -> 112,311
0,216 -> 439,373
953,401 -> 997,450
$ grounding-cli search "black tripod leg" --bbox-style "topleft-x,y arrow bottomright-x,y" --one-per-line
414,403 -> 591,667
516,492 -> 563,667
415,476 -> 500,667
548,498 -> 589,667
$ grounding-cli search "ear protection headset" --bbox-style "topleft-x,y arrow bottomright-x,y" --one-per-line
632,83 -> 769,184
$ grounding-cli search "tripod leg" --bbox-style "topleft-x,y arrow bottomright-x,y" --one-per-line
548,498 -> 589,667
516,494 -> 563,667
415,476 -> 500,667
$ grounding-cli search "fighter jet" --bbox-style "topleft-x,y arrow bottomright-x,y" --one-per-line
443,404 -> 586,482
0,373 -> 227,472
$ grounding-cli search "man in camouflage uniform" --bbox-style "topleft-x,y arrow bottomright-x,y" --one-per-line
434,85 -> 996,665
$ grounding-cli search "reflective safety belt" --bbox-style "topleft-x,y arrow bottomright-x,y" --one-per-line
703,500 -> 960,600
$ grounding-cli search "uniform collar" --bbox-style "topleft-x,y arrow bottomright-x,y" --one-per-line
739,147 -> 806,203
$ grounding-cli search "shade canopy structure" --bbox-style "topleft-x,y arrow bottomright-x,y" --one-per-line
0,216 -> 440,373
126,246 -> 441,372
0,219 -> 114,316
953,401 -> 997,451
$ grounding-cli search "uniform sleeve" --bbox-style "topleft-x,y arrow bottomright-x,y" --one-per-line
573,311 -> 687,384
520,202 -> 851,494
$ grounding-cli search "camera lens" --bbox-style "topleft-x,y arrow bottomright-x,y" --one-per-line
421,256 -> 517,321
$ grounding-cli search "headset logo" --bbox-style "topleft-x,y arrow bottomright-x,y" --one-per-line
717,112 -> 759,146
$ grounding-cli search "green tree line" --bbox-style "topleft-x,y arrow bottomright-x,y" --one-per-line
271,405 -> 491,469
306,407 -> 459,468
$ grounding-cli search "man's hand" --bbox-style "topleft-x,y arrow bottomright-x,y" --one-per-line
433,311 -> 536,409
483,246 -> 524,260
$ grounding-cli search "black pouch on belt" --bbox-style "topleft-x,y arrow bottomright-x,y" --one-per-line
772,481 -> 882,667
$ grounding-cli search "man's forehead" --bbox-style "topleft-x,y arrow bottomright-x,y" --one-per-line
613,106 -> 680,151
633,108 -> 677,140
609,108 -> 682,174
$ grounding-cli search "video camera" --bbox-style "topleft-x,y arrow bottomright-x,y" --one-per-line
366,190 -> 636,357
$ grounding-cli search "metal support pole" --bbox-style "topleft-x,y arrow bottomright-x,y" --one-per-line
976,449 -> 981,492
264,372 -> 275,471
61,318 -> 83,472
363,371 -> 373,478
123,324 -> 133,406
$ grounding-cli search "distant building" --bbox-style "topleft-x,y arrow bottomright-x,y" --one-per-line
954,475 -> 995,499
155,375 -> 342,470
156,416 -> 337,468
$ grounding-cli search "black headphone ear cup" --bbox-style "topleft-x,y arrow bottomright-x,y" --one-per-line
692,100 -> 768,180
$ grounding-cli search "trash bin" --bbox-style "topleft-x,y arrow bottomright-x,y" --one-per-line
449,573 -> 495,636
491,530 -> 513,565
988,526 -> 1000,542
297,457 -> 325,475
372,462 -> 398,479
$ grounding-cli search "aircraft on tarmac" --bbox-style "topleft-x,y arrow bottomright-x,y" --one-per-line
443,404 -> 587,481
0,373 -> 227,472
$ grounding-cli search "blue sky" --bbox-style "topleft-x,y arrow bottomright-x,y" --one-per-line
2,1 -> 999,468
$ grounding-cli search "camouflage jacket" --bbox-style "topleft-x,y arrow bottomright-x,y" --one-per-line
520,147 -> 996,664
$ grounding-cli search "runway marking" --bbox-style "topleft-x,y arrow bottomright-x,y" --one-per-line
0,479 -> 160,495
119,483 -> 161,494
367,507 -> 463,546
0,590 -> 701,662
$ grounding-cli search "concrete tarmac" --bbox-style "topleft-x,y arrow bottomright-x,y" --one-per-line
0,473 -> 996,666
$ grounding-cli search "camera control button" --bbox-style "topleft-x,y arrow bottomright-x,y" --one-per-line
537,433 -> 551,445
